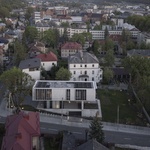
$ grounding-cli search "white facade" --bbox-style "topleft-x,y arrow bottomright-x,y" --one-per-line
32,80 -> 102,118
22,68 -> 41,80
41,61 -> 57,71
34,12 -> 41,23
68,52 -> 103,83
69,63 -> 103,83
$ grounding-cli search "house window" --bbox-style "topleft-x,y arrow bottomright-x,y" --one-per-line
52,63 -> 54,65
74,71 -> 76,74
74,65 -> 76,67
80,64 -> 82,67
85,65 -> 87,67
80,71 -> 82,74
92,70 -> 94,74
43,63 -> 45,66
75,90 -> 86,100
66,89 -> 70,100
29,68 -> 34,71
84,71 -> 87,75
92,64 -> 94,67
92,77 -> 94,81
35,89 -> 52,100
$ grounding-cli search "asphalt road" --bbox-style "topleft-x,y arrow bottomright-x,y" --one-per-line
40,122 -> 150,147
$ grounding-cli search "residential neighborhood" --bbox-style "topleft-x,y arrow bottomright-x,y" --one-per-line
0,0 -> 150,149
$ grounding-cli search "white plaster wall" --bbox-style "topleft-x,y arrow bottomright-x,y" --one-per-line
42,61 -> 57,71
22,69 -> 41,80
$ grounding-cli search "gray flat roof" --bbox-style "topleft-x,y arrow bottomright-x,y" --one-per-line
34,80 -> 94,89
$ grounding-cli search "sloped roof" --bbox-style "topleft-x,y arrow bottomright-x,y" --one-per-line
68,51 -> 99,64
19,58 -> 41,69
0,37 -> 9,44
1,111 -> 40,150
36,51 -> 58,62
61,42 -> 82,50
76,139 -> 109,150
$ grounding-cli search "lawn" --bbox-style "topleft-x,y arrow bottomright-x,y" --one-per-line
97,89 -> 142,125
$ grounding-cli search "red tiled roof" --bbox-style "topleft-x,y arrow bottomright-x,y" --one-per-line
61,42 -> 82,50
1,111 -> 40,150
36,51 -> 58,62
109,34 -> 122,41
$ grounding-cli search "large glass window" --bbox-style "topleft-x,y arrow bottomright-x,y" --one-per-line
35,89 -> 52,100
75,90 -> 86,100
66,89 -> 70,100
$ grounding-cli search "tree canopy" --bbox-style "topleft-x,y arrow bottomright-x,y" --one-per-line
24,26 -> 38,44
0,67 -> 34,110
42,29 -> 60,48
13,40 -> 27,66
123,56 -> 150,111
56,67 -> 71,80
127,15 -> 150,32
89,117 -> 104,143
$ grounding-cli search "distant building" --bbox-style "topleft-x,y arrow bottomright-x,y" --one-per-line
61,42 -> 82,58
1,111 -> 40,150
68,51 -> 103,83
32,80 -> 102,118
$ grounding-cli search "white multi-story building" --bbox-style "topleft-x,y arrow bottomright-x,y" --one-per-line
68,51 -> 103,83
32,80 -> 102,118
34,12 -> 41,23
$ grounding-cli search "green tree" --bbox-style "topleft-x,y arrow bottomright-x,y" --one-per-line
104,27 -> 109,40
92,40 -> 100,56
13,41 -> 26,66
56,67 -> 71,80
25,7 -> 34,20
0,7 -> 10,18
60,22 -> 70,28
89,117 -> 104,143
42,29 -> 59,48
71,33 -> 85,46
93,24 -> 102,30
103,38 -> 114,51
123,56 -> 150,111
24,26 -> 38,44
104,49 -> 115,67
0,67 -> 34,112
103,67 -> 114,84
82,32 -> 92,41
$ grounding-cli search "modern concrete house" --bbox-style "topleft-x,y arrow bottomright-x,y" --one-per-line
32,80 -> 102,118
68,51 -> 103,83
